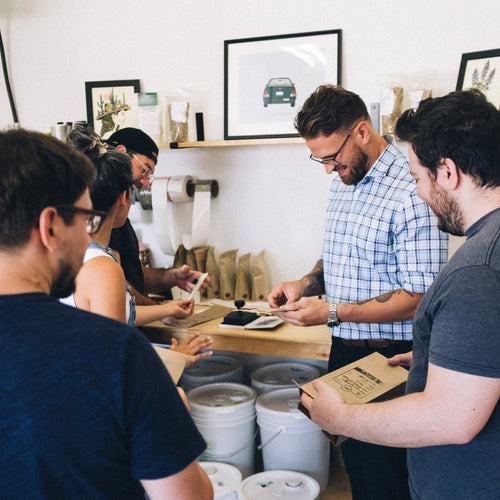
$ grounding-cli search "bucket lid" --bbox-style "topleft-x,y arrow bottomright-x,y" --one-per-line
188,382 -> 257,414
183,354 -> 241,378
251,362 -> 320,389
255,387 -> 306,415
199,461 -> 242,497
238,470 -> 320,499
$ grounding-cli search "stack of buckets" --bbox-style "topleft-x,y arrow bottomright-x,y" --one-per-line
188,382 -> 257,478
255,387 -> 330,491
187,361 -> 330,493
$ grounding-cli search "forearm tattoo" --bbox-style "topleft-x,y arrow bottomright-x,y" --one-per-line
354,289 -> 416,305
303,258 -> 325,296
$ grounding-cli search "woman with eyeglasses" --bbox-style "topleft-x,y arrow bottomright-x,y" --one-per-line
61,126 -> 212,362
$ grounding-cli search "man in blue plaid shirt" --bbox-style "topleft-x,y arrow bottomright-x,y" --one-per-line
269,85 -> 448,500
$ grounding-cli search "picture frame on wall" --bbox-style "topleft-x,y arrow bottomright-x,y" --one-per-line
456,48 -> 500,109
224,29 -> 342,140
85,79 -> 141,139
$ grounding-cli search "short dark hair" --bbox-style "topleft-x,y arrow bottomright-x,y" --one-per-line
67,126 -> 134,212
396,89 -> 500,187
0,129 -> 95,249
295,84 -> 369,139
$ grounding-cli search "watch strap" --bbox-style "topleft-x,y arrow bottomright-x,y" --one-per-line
327,302 -> 341,328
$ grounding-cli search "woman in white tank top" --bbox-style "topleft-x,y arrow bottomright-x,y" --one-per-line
61,127 -> 212,361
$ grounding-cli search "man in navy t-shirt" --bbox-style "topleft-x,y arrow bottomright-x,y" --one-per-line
300,89 -> 500,499
0,129 -> 213,500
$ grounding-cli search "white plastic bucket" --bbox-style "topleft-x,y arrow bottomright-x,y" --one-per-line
199,461 -> 241,500
255,388 -> 330,491
238,470 -> 320,500
180,354 -> 243,392
188,383 -> 257,478
250,362 -> 320,393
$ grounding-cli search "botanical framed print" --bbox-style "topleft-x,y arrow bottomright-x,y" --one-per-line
85,79 -> 140,139
456,48 -> 500,108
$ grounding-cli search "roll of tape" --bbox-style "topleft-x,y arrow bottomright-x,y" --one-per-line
152,176 -> 194,255
152,176 -> 216,255
152,178 -> 174,255
167,176 -> 195,202
182,179 -> 217,250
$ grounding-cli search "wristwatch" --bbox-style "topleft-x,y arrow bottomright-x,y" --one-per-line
327,303 -> 341,328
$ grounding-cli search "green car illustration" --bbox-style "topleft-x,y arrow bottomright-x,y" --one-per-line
263,78 -> 296,107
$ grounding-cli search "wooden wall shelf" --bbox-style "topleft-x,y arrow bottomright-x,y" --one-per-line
166,137 -> 304,149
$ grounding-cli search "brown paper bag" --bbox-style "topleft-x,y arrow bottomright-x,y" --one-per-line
219,249 -> 238,300
205,246 -> 220,299
194,246 -> 210,297
173,244 -> 187,269
194,246 -> 209,273
186,248 -> 196,271
252,249 -> 270,301
235,252 -> 252,301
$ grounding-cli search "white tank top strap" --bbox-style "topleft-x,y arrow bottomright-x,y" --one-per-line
84,247 -> 115,263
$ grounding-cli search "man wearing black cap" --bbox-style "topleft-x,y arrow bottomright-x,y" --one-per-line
107,127 -> 205,305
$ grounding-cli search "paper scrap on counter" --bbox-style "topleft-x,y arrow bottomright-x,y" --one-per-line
251,306 -> 286,315
178,304 -> 234,328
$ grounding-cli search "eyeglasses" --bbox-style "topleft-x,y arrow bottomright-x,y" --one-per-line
54,205 -> 107,235
132,153 -> 154,186
309,133 -> 351,167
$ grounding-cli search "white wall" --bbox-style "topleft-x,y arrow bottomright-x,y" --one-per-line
0,0 -> 497,284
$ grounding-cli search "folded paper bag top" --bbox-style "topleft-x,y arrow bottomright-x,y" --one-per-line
152,345 -> 195,385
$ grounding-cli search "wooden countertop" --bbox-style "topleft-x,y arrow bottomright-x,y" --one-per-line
140,305 -> 332,361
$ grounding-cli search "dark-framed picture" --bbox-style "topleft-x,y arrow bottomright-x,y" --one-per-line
224,29 -> 342,140
85,79 -> 141,139
456,48 -> 500,109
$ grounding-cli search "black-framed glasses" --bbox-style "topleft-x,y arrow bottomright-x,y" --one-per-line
309,133 -> 351,166
54,205 -> 107,235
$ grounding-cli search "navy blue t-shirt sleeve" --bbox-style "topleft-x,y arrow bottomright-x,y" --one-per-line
122,330 -> 206,479
429,265 -> 500,378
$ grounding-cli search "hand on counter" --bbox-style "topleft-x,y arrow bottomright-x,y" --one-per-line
170,332 -> 213,366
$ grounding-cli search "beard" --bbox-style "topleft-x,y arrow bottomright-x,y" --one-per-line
341,147 -> 369,186
50,259 -> 78,299
429,183 -> 465,236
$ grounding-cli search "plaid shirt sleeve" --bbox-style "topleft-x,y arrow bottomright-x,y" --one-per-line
393,188 -> 448,293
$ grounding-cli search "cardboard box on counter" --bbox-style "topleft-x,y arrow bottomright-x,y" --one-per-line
297,351 -> 409,445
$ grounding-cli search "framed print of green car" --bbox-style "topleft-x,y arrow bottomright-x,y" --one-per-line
263,78 -> 296,107
225,29 -> 342,139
